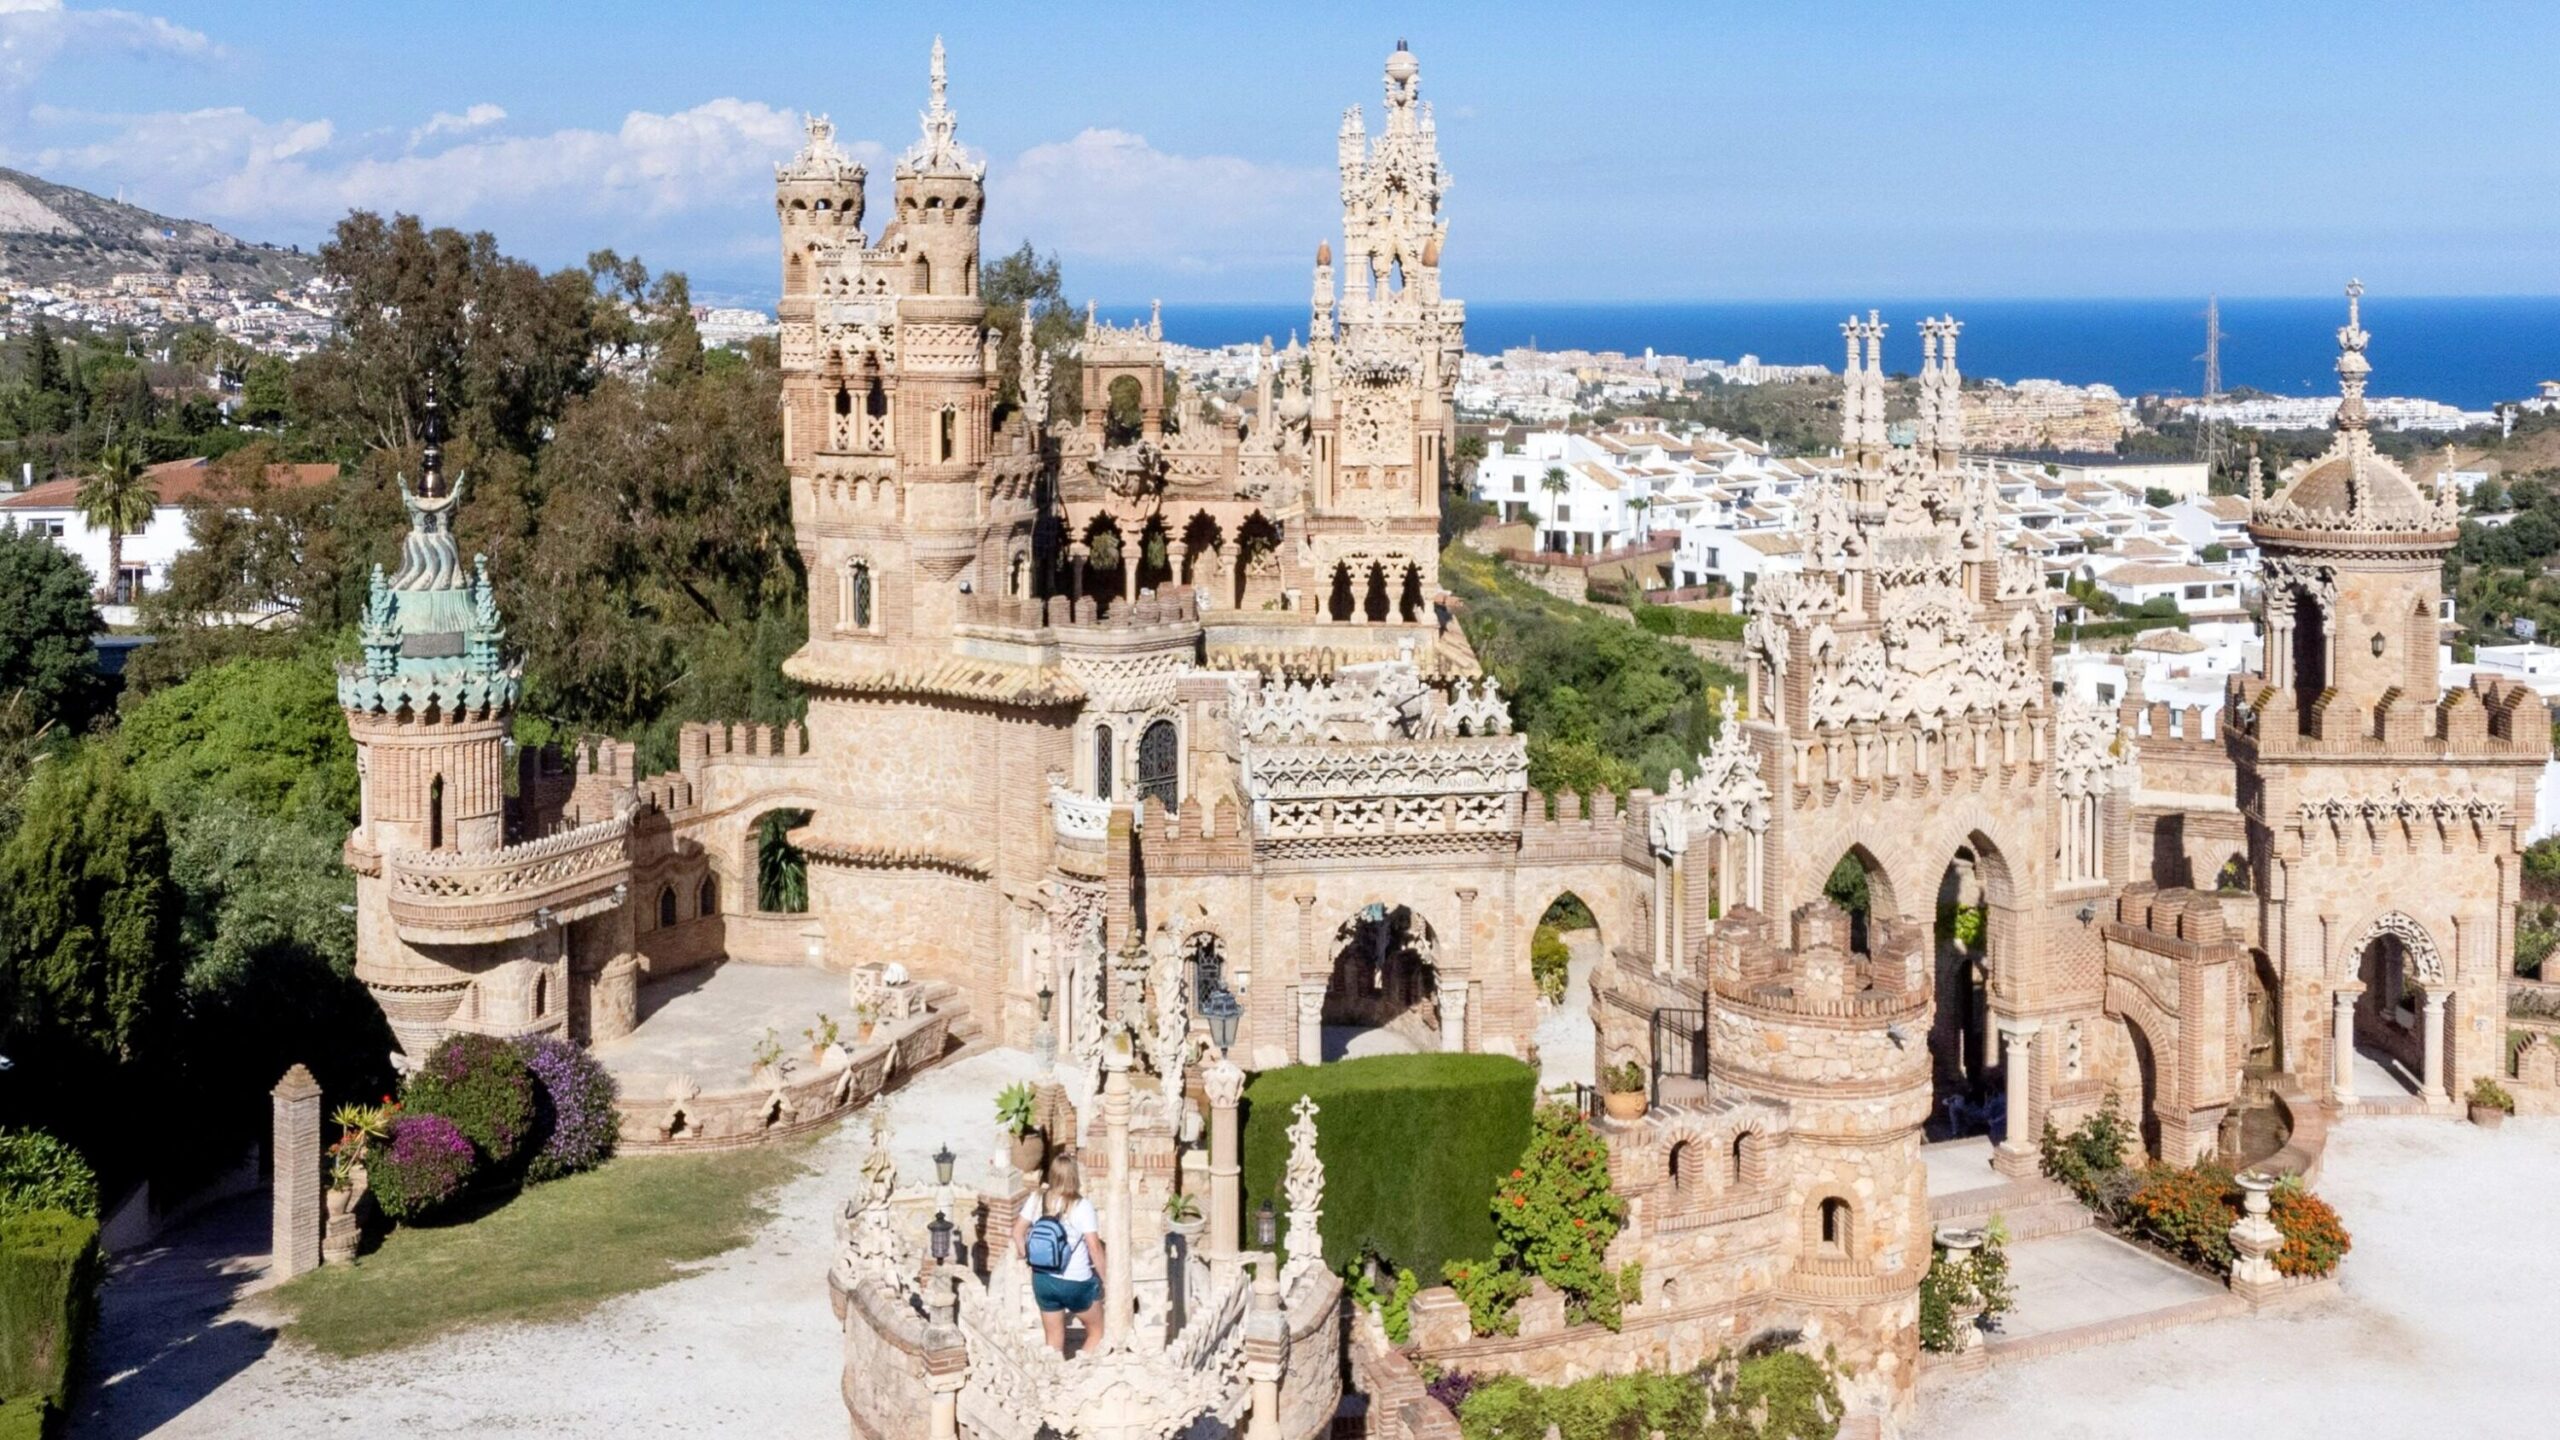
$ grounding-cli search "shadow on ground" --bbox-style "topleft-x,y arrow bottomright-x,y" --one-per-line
66,1194 -> 275,1440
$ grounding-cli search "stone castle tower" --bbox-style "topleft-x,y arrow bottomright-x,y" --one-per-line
338,393 -> 547,1056
2239,281 -> 2548,1110
1302,39 -> 1464,622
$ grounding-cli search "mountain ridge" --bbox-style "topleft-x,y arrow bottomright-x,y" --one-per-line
0,167 -> 316,292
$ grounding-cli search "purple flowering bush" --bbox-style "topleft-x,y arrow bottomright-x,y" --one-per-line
370,1115 -> 477,1221
514,1036 -> 621,1182
1425,1369 -> 1478,1415
404,1034 -> 537,1167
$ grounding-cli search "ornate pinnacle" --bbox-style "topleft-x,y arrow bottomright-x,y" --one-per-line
419,377 -> 446,499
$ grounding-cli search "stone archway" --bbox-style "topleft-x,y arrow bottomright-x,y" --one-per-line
1322,903 -> 1439,1060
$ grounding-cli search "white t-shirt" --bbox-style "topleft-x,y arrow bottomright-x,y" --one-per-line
1019,1195 -> 1099,1283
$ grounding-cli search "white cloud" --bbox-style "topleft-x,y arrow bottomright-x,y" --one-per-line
409,102 -> 506,148
0,0 -> 211,92
998,127 -> 1328,271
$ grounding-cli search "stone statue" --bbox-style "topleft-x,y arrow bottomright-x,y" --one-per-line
1281,1094 -> 1325,1279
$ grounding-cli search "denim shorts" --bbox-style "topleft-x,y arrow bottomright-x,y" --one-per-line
1032,1270 -> 1100,1314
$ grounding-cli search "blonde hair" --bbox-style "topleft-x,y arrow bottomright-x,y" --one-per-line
1040,1154 -> 1083,1218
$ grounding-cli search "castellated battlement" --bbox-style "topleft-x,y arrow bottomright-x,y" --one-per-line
2226,669 -> 2552,759
677,720 -> 811,770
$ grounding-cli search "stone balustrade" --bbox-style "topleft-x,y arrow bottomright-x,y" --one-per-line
382,813 -> 634,942
616,1007 -> 949,1152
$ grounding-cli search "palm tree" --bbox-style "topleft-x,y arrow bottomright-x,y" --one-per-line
1627,495 -> 1652,544
78,442 -> 158,604
1539,465 -> 1572,553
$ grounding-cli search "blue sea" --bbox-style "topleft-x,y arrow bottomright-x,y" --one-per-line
1102,297 -> 2560,412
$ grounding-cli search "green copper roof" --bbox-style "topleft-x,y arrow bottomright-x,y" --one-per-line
338,460 -> 521,718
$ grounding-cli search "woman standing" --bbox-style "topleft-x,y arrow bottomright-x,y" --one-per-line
1014,1153 -> 1107,1355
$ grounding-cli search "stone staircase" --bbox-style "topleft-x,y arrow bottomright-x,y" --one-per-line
915,979 -> 988,1053
1929,1173 -> 2091,1242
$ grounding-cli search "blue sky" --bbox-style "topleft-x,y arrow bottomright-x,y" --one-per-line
4,1 -> 2555,306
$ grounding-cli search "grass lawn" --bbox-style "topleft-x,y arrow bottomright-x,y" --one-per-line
273,1141 -> 810,1356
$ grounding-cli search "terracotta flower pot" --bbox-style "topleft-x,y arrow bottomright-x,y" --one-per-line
2470,1102 -> 2508,1129
1010,1130 -> 1047,1175
1603,1089 -> 1649,1121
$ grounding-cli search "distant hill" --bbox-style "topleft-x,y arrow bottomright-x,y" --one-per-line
0,167 -> 316,291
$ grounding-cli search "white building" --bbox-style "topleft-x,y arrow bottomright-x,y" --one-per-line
1,456 -> 337,622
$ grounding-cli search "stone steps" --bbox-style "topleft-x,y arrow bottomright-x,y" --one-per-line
1930,1175 -> 2091,1241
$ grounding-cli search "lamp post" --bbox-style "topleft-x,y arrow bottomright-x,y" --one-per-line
1203,984 -> 1242,1057
928,1211 -> 954,1265
1035,980 -> 1058,1073
1255,1199 -> 1277,1250
933,1143 -> 956,1187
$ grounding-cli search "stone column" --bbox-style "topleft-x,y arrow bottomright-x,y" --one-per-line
2332,987 -> 2360,1103
270,1064 -> 322,1280
1218,541 -> 1242,609
2422,988 -> 2448,1103
1101,1040 -> 1135,1352
1441,983 -> 1469,1053
923,1278 -> 968,1440
1122,544 -> 1139,603
1295,985 -> 1324,1067
1204,1057 -> 1245,1279
1069,542 -> 1091,611
1168,540 -> 1190,591
1993,1020 -> 2039,1177
1242,1254 -> 1289,1440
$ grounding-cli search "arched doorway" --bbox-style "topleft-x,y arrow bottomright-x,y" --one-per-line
1533,892 -> 1601,1089
1928,845 -> 1996,1140
1323,904 -> 1439,1059
2353,928 -> 2426,1095
754,809 -> 812,914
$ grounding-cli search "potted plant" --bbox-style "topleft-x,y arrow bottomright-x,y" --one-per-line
323,1099 -> 394,1264
805,1013 -> 840,1064
855,1000 -> 882,1044
2468,1075 -> 2516,1129
1164,1189 -> 1205,1240
751,1027 -> 786,1084
996,1081 -> 1045,1174
1601,1060 -> 1649,1120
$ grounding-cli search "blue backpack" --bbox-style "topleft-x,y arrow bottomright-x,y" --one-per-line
1025,1214 -> 1075,1273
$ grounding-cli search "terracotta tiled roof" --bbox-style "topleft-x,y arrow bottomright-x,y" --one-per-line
2,456 -> 338,510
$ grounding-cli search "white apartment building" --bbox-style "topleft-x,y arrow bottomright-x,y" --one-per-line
1,456 -> 336,622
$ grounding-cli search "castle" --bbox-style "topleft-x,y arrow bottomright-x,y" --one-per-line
335,42 -> 2544,1440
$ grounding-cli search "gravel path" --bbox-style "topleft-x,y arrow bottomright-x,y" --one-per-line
1918,1116 -> 2560,1437
73,1047 -> 1043,1440
1534,928 -> 1599,1090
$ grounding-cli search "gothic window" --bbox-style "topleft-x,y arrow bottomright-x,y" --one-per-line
834,387 -> 851,416
1009,550 -> 1029,598
939,407 -> 957,462
1137,720 -> 1180,811
843,559 -> 874,631
698,875 -> 719,918
865,380 -> 888,418
658,885 -> 678,929
427,774 -> 445,851
1094,723 -> 1116,800
918,254 -> 933,294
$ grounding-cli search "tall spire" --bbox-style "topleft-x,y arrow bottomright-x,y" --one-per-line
2334,278 -> 2371,436
897,35 -> 983,179
419,377 -> 446,499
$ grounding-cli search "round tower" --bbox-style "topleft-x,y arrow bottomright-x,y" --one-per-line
775,114 -> 867,308
1706,899 -> 1930,1420
338,388 -> 530,1055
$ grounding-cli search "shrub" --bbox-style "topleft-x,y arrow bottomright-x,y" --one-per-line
405,1033 -> 537,1168
1492,1102 -> 1627,1329
0,1396 -> 43,1440
1243,1053 -> 1534,1277
0,1133 -> 97,1223
369,1114 -> 478,1222
1458,1370 -> 1702,1440
1530,923 -> 1571,1004
2127,1161 -> 2237,1271
1601,1060 -> 1645,1095
514,1036 -> 620,1183
2039,1092 -> 2136,1217
1708,1346 -> 1843,1440
1424,1368 -> 1479,1415
2468,1075 -> 2517,1114
1442,1256 -> 1529,1337
1916,1225 -> 2013,1352
0,1208 -> 100,1413
2269,1183 -> 2351,1278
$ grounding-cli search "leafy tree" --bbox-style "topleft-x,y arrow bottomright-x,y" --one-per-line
2144,486 -> 2177,508
758,809 -> 812,912
117,648 -> 359,824
76,441 -> 159,602
981,241 -> 1084,420
0,522 -> 106,736
2200,542 -> 2228,564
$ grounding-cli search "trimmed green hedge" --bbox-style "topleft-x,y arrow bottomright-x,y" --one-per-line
1629,599 -> 1746,642
1241,1053 -> 1534,1277
0,1395 -> 45,1440
0,1209 -> 100,1418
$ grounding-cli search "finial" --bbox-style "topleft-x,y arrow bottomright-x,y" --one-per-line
929,34 -> 948,112
419,377 -> 446,499
1148,299 -> 1162,340
2345,276 -> 2364,331
2245,441 -> 2263,502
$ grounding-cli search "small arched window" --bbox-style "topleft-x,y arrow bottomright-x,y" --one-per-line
427,774 -> 445,851
658,885 -> 679,929
1094,723 -> 1116,800
1137,719 -> 1179,811
698,875 -> 719,918
845,559 -> 874,630
834,386 -> 852,416
918,254 -> 933,294
1818,1197 -> 1852,1254
938,408 -> 957,462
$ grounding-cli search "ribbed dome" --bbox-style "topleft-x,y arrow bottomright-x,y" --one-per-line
2249,281 -> 2458,538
